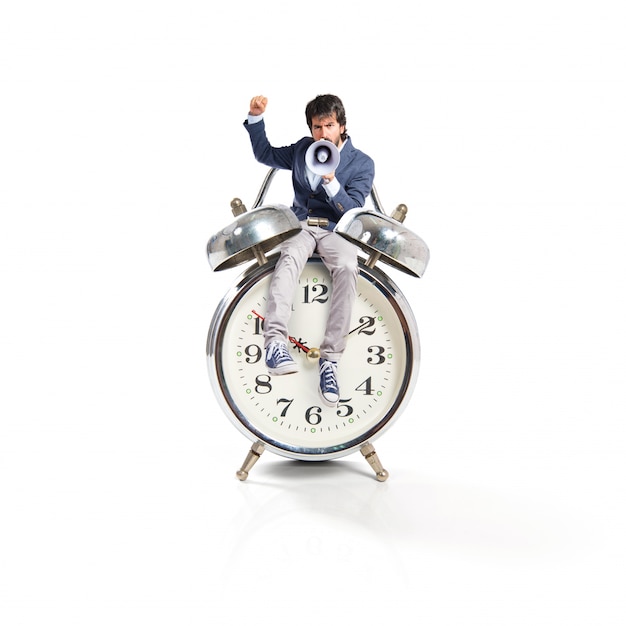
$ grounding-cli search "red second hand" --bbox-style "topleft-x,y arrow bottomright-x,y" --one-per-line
251,310 -> 310,353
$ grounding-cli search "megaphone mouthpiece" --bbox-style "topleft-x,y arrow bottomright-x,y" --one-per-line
316,147 -> 330,163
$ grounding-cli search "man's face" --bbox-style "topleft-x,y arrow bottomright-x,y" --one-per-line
310,114 -> 345,147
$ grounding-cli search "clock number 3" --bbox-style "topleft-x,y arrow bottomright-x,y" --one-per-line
367,345 -> 386,365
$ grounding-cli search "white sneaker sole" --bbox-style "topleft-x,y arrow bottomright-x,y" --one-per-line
318,387 -> 339,408
267,363 -> 299,376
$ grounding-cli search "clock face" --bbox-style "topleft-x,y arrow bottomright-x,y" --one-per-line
207,257 -> 419,460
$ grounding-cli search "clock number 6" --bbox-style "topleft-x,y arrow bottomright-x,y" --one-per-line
304,400 -> 353,425
305,406 -> 322,425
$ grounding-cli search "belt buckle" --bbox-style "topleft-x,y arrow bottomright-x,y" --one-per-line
307,217 -> 329,228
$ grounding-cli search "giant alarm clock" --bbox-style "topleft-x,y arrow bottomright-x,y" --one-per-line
206,169 -> 429,481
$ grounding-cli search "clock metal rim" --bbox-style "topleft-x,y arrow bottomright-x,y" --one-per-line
207,256 -> 420,461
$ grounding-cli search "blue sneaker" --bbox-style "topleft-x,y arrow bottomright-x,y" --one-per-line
265,340 -> 299,375
319,358 -> 339,407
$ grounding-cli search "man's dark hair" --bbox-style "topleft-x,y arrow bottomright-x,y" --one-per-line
305,94 -> 348,141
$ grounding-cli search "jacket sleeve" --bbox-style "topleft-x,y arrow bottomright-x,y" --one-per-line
243,118 -> 295,170
328,153 -> 375,213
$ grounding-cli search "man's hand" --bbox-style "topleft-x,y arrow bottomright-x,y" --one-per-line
249,95 -> 268,116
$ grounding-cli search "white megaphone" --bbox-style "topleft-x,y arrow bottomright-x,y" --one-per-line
305,140 -> 340,176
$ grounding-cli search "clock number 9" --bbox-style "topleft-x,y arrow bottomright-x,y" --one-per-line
244,344 -> 262,364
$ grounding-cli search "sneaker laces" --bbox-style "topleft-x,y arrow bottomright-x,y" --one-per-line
269,341 -> 291,362
320,359 -> 338,392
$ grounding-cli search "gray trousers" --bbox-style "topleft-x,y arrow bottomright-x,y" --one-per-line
263,222 -> 358,362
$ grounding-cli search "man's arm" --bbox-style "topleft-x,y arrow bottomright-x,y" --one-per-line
325,152 -> 375,213
249,95 -> 267,117
243,95 -> 295,171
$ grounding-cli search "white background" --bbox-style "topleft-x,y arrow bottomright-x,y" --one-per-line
1,1 -> 625,624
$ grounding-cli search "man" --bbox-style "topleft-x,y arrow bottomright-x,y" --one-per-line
244,94 -> 375,407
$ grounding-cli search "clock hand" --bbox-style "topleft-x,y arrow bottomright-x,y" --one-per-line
251,310 -> 321,361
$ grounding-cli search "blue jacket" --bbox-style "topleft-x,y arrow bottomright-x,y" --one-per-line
244,118 -> 375,229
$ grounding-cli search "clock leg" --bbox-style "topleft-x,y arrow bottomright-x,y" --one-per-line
360,442 -> 389,482
236,441 -> 265,481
